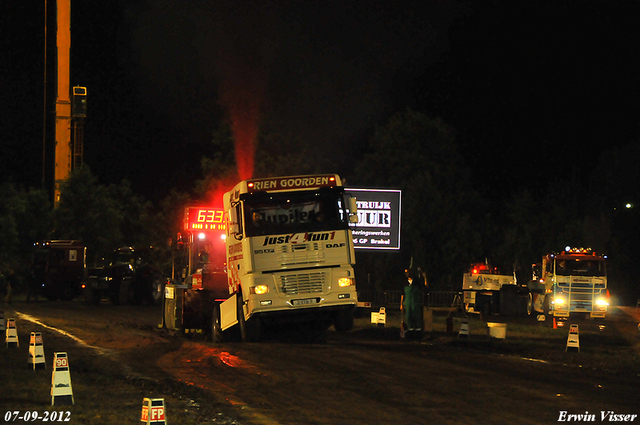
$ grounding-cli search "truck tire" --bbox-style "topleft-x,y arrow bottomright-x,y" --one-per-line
543,294 -> 550,315
149,277 -> 164,306
334,307 -> 354,332
118,278 -> 135,305
60,283 -> 77,301
482,299 -> 492,316
211,303 -> 224,343
237,293 -> 262,342
84,282 -> 101,305
526,292 -> 534,316
499,286 -> 519,316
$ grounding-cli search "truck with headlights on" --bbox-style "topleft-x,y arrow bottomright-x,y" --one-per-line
164,174 -> 359,342
528,248 -> 609,318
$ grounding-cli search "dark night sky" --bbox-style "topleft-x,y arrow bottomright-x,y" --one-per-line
2,1 -> 639,203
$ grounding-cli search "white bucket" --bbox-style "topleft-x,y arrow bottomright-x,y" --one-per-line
487,322 -> 507,339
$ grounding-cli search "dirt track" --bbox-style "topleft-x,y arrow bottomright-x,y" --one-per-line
3,298 -> 640,425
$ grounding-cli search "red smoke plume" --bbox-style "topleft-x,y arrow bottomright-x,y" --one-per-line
215,4 -> 273,181
221,82 -> 263,181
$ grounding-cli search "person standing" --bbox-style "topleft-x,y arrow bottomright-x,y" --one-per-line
401,266 -> 428,341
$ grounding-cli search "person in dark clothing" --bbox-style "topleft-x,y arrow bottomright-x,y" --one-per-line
401,266 -> 428,341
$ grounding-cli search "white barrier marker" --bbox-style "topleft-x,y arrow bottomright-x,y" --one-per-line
28,332 -> 46,370
51,352 -> 74,405
5,317 -> 19,347
565,324 -> 580,352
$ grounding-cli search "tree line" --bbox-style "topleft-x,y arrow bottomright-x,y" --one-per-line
1,110 -> 638,304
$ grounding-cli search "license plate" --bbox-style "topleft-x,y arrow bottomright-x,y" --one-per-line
292,298 -> 318,306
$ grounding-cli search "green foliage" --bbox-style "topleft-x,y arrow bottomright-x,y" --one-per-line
0,183 -> 51,274
352,109 -> 480,289
53,166 -> 158,266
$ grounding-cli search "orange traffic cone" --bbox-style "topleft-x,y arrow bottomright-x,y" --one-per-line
553,317 -> 557,329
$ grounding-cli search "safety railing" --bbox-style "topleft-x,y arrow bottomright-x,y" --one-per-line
357,290 -> 461,308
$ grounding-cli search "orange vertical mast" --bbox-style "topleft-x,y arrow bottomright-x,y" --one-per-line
54,0 -> 71,205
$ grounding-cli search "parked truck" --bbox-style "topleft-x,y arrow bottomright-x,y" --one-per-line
164,174 -> 360,342
83,246 -> 166,305
527,247 -> 609,318
462,262 -> 529,316
33,240 -> 86,301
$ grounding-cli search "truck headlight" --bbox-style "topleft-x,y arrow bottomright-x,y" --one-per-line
250,285 -> 269,295
596,298 -> 609,306
338,277 -> 354,287
554,297 -> 565,306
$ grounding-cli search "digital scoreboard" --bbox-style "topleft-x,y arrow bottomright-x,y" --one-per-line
184,207 -> 227,232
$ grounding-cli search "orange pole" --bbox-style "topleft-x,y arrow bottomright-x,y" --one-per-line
54,0 -> 71,205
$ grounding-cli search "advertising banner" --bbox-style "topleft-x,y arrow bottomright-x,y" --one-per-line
346,188 -> 401,250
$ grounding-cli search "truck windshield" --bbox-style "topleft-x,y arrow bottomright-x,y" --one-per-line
555,259 -> 606,276
242,188 -> 350,237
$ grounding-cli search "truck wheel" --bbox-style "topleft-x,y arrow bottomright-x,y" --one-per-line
212,304 -> 224,343
526,292 -> 534,316
483,301 -> 492,316
149,278 -> 164,306
84,284 -> 101,305
499,286 -> 519,316
334,307 -> 354,332
543,295 -> 550,315
237,293 -> 261,342
60,284 -> 77,301
118,279 -> 135,305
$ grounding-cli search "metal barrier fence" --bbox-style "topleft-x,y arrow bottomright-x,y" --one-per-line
358,291 -> 461,308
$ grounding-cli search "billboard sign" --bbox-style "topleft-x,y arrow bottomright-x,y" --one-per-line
346,188 -> 401,250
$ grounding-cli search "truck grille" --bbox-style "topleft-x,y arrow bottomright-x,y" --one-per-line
280,272 -> 325,295
278,243 -> 325,266
557,279 -> 606,312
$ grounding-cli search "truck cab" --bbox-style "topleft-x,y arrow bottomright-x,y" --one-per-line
531,248 -> 609,318
84,246 -> 165,305
164,174 -> 359,342
33,240 -> 86,301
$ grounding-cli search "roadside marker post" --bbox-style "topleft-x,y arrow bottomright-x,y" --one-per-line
371,307 -> 386,327
51,352 -> 74,405
565,324 -> 580,352
141,398 -> 167,424
5,317 -> 19,347
28,332 -> 46,370
458,315 -> 470,338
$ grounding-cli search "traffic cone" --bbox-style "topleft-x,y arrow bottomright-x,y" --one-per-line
141,398 -> 166,424
565,324 -> 580,352
51,352 -> 74,405
5,317 -> 19,347
28,332 -> 46,370
553,317 -> 557,329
